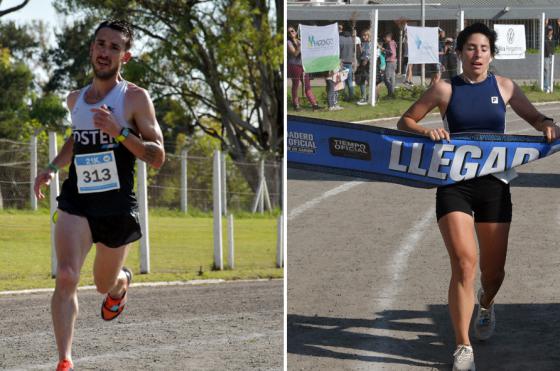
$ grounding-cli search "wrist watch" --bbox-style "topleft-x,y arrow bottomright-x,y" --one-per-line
115,127 -> 130,143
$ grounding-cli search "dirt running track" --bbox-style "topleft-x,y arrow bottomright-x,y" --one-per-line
0,280 -> 282,370
288,103 -> 560,370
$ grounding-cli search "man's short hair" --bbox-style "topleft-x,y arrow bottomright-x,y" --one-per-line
94,19 -> 134,51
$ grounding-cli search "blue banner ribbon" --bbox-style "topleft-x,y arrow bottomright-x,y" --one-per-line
287,115 -> 560,188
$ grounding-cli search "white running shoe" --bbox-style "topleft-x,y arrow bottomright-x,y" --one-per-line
356,99 -> 368,105
452,344 -> 475,371
473,288 -> 495,340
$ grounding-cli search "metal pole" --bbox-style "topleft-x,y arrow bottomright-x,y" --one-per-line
421,0 -> 426,86
398,27 -> 403,75
276,214 -> 283,268
180,149 -> 187,213
227,214 -> 234,269
551,54 -> 555,93
30,134 -> 37,211
48,131 -> 59,278
137,160 -> 150,274
221,152 -> 227,215
457,10 -> 464,75
213,150 -> 223,270
541,13 -> 546,91
369,9 -> 379,106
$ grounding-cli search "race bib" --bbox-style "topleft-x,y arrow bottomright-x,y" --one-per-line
74,151 -> 120,194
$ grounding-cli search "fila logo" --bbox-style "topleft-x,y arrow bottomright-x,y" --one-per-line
491,96 -> 498,104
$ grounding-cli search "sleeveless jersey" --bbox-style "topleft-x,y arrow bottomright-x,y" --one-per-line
59,80 -> 138,216
444,73 -> 506,134
443,73 -> 516,183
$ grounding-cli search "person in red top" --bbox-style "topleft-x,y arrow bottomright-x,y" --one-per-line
287,26 -> 320,111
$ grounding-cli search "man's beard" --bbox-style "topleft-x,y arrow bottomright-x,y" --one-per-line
91,61 -> 119,80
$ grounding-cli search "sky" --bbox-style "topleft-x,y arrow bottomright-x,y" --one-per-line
2,0 -> 62,45
2,0 -> 58,25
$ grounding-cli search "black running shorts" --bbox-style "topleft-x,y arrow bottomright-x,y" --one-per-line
57,198 -> 142,248
436,175 -> 512,223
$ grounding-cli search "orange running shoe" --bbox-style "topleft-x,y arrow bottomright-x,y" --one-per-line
56,359 -> 74,371
101,267 -> 132,321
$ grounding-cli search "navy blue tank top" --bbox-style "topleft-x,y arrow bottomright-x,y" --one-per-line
444,74 -> 506,134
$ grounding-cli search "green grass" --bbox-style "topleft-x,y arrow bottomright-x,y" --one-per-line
288,83 -> 560,122
0,209 -> 282,291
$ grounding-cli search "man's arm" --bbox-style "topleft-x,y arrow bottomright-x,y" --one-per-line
33,91 -> 79,199
91,86 -> 165,168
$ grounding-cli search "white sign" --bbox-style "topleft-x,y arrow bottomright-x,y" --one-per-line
494,24 -> 526,59
406,26 -> 439,64
300,23 -> 340,73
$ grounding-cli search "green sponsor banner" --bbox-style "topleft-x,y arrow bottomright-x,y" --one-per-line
303,55 -> 340,73
300,23 -> 340,73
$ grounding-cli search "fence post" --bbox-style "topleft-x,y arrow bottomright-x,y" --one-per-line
180,149 -> 188,213
213,150 -> 223,270
259,159 -> 264,213
227,214 -> 234,269
221,151 -> 227,215
30,134 -> 37,211
137,160 -> 150,274
277,214 -> 283,268
49,131 -> 59,278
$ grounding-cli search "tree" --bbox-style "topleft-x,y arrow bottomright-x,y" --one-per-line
51,0 -> 283,190
0,16 -> 67,208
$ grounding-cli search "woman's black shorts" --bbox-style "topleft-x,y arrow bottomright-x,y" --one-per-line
436,175 -> 512,223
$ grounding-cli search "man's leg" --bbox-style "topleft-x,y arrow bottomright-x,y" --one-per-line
52,210 -> 93,363
93,242 -> 131,298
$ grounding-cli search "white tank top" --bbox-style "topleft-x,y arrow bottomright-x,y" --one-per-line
61,80 -> 138,212
71,80 -> 132,134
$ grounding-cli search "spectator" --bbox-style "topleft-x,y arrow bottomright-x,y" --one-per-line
382,32 -> 397,98
356,29 -> 372,105
403,24 -> 415,86
431,28 -> 447,85
544,26 -> 555,93
326,63 -> 347,111
442,37 -> 458,79
339,22 -> 357,101
287,25 -> 320,111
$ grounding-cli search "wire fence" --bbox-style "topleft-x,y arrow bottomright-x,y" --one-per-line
0,137 -> 282,213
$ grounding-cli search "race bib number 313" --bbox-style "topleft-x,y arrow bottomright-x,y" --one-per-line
75,151 -> 120,194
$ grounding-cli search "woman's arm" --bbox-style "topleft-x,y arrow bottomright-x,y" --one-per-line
397,80 -> 452,141
287,39 -> 300,57
501,77 -> 560,142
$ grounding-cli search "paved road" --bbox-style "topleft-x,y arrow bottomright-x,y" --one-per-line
287,103 -> 560,370
0,280 -> 283,371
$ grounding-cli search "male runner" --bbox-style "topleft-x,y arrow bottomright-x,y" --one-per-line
33,19 -> 165,371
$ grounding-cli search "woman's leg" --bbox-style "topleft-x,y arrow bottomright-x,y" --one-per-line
475,222 -> 510,307
438,211 -> 478,346
291,77 -> 301,107
303,73 -> 318,106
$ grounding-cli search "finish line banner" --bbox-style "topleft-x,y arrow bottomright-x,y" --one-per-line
287,115 -> 560,188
